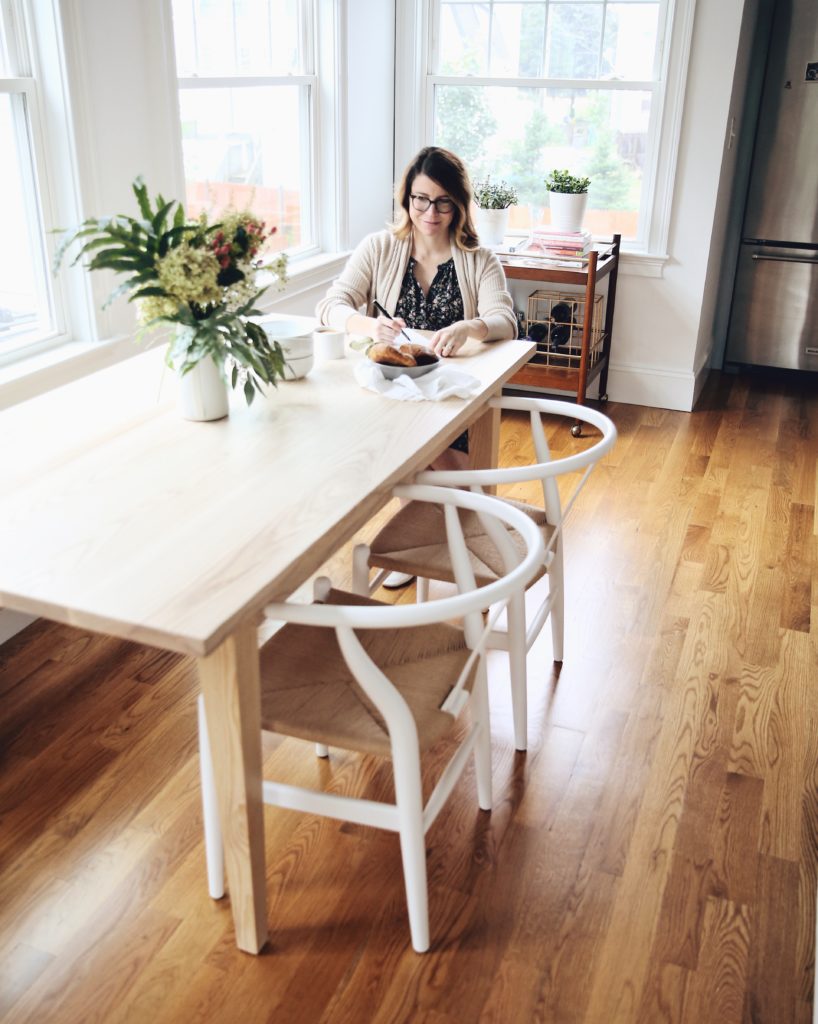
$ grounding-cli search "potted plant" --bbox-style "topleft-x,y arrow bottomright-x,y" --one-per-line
54,178 -> 289,420
471,177 -> 518,247
544,169 -> 591,233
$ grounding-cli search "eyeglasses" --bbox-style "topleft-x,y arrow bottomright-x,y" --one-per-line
410,194 -> 455,214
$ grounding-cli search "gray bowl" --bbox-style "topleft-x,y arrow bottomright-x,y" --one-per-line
373,358 -> 440,380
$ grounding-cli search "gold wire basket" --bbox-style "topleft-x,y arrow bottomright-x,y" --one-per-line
525,290 -> 605,370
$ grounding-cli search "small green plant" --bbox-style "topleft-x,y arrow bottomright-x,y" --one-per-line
472,177 -> 518,209
544,169 -> 591,194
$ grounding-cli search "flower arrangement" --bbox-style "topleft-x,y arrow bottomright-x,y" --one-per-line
472,177 -> 519,210
54,177 -> 289,403
544,169 -> 591,194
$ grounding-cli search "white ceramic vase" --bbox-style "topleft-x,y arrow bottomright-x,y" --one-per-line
474,207 -> 510,248
178,354 -> 229,421
548,191 -> 588,233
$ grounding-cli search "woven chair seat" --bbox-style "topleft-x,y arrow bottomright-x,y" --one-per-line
367,497 -> 554,588
259,588 -> 476,757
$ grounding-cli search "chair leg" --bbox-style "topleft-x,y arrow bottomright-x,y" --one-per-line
472,661 -> 493,811
393,757 -> 430,953
315,743 -> 329,758
197,695 -> 225,899
550,546 -> 565,663
352,544 -> 372,596
416,576 -> 429,603
506,593 -> 529,752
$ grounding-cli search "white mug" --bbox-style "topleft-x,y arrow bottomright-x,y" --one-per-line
313,327 -> 346,362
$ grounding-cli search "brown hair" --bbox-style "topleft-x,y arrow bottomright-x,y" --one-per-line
392,147 -> 479,250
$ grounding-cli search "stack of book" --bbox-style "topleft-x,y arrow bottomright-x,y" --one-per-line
499,228 -> 592,268
530,227 -> 592,258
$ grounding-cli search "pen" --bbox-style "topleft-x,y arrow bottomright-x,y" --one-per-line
373,299 -> 412,343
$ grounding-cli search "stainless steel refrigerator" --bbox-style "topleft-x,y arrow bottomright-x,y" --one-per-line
725,0 -> 818,372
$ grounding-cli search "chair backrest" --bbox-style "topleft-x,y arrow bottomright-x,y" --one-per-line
263,484 -> 545,739
265,483 -> 544,632
414,397 -> 616,543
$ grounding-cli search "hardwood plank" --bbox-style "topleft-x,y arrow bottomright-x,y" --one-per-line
0,944 -> 54,1019
681,896 -> 751,1024
744,854 -> 801,1022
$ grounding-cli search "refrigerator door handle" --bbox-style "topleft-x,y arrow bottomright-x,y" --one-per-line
751,253 -> 818,265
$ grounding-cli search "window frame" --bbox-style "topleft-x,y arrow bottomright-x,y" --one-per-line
395,0 -> 696,262
0,0 -> 87,367
173,0 -> 324,262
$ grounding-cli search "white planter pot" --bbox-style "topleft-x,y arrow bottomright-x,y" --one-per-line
474,207 -> 510,248
178,355 -> 229,421
548,192 -> 588,233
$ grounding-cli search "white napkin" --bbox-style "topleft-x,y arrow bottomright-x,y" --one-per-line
354,359 -> 482,401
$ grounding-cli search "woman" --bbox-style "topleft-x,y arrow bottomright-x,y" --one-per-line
317,147 -> 517,586
316,146 -> 516,358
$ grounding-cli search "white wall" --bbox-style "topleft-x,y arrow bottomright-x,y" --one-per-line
607,0 -> 750,411
59,0 -> 183,340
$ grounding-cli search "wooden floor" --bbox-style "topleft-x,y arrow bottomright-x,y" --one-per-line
1,369 -> 816,1023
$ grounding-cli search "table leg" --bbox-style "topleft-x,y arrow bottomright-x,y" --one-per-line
468,402 -> 500,492
197,622 -> 268,953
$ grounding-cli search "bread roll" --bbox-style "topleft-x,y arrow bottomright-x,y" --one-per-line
400,342 -> 438,366
368,343 -> 416,367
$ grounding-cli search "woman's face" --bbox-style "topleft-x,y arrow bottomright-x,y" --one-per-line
407,173 -> 455,241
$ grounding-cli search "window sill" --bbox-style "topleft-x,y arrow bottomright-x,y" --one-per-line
0,333 -> 148,411
618,251 -> 669,278
0,250 -> 350,410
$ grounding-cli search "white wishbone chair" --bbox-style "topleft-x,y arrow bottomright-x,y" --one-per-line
198,483 -> 544,953
352,397 -> 617,752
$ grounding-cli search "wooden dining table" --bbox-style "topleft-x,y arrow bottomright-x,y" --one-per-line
0,324 -> 534,953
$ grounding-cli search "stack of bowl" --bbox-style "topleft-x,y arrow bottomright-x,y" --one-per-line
261,320 -> 314,379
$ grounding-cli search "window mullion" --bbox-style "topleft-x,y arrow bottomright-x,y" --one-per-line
177,74 -> 315,89
0,75 -> 33,91
429,74 -> 655,92
10,90 -> 51,329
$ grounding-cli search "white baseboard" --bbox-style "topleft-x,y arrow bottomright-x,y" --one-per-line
605,360 -> 699,411
0,609 -> 36,646
504,360 -> 702,412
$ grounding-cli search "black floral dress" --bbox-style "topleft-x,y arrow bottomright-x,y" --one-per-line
395,257 -> 469,453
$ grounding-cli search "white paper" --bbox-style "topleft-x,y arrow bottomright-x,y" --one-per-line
399,327 -> 433,347
353,359 -> 482,402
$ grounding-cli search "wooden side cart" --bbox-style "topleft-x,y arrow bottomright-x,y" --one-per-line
501,234 -> 620,436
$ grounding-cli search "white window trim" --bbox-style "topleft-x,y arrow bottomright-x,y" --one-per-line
395,0 -> 696,270
173,0 -> 347,264
0,0 -> 94,368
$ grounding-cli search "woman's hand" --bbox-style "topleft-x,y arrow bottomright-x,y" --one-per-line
373,315 -> 408,344
429,321 -> 472,358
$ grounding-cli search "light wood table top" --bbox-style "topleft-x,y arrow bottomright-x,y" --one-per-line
0,333 -> 533,655
0,327 -> 534,952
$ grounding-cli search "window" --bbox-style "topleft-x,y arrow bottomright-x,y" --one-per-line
0,1 -> 56,360
170,0 -> 317,259
403,0 -> 692,253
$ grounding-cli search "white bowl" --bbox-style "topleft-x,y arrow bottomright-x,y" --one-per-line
377,362 -> 439,380
282,353 -> 314,379
260,318 -> 314,343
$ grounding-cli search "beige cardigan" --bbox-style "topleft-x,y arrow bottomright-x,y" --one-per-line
316,230 -> 517,341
